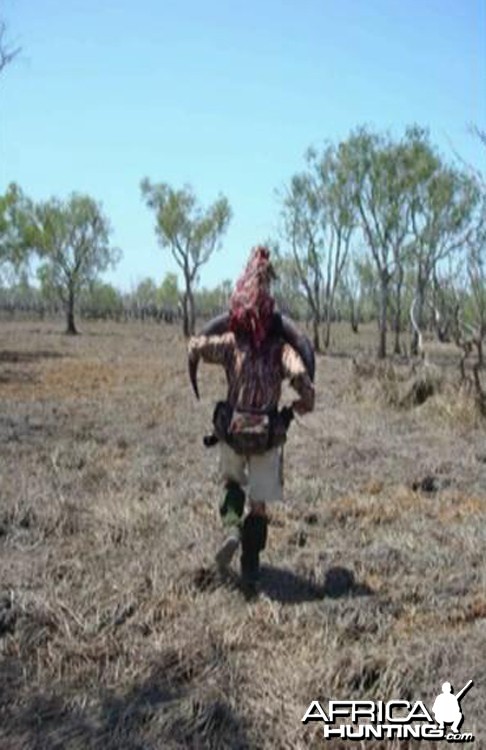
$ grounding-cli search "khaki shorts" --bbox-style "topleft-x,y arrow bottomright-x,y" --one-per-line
219,443 -> 284,504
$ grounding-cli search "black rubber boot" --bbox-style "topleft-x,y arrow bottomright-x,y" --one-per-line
240,513 -> 268,598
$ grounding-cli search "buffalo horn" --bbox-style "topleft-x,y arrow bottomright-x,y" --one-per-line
188,311 -> 315,399
188,313 -> 230,398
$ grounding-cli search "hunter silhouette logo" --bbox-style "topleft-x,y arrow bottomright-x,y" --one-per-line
302,679 -> 475,743
432,680 -> 473,735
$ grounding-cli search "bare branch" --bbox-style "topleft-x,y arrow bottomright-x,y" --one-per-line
0,22 -> 20,76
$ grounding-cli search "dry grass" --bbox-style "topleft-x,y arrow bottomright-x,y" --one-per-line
0,319 -> 485,749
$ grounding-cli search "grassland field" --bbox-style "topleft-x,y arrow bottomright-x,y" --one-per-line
0,318 -> 485,749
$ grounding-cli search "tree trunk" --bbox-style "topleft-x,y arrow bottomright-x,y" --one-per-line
350,297 -> 359,333
182,293 -> 190,338
65,287 -> 78,335
324,318 -> 331,349
377,273 -> 388,359
187,286 -> 196,336
393,325 -> 400,355
182,277 -> 196,338
411,284 -> 425,357
393,273 -> 403,355
324,299 -> 333,349
312,313 -> 320,352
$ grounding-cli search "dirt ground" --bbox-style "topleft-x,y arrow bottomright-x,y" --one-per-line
0,319 -> 485,749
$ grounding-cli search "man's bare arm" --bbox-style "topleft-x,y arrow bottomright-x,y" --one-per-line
281,344 -> 315,415
188,332 -> 234,367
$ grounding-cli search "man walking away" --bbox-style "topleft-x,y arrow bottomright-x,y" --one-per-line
188,246 -> 315,596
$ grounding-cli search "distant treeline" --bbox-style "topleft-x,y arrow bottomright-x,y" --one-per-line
1,125 -> 485,361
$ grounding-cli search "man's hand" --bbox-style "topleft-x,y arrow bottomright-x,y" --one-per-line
291,399 -> 308,416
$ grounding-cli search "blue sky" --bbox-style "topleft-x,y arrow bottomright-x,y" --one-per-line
1,0 -> 485,291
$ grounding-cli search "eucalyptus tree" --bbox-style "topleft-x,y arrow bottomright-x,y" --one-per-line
314,145 -> 357,348
28,194 -> 120,334
133,277 -> 159,308
463,196 -> 486,366
338,254 -> 370,333
279,144 -> 356,350
406,128 -> 481,355
272,252 -> 307,320
194,281 -> 233,319
0,183 -> 30,279
280,170 -> 324,349
80,281 -> 123,320
141,180 -> 231,337
159,272 -> 180,310
339,129 -> 414,359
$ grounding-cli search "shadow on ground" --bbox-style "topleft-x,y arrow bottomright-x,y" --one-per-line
259,565 -> 374,603
0,350 -> 66,386
0,653 -> 252,750
192,564 -> 374,604
0,369 -> 38,385
0,350 -> 65,363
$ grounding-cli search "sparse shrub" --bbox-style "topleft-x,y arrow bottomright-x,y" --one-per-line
397,363 -> 443,408
423,381 -> 486,427
350,356 -> 444,409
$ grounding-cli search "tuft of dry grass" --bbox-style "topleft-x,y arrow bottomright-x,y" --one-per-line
0,319 -> 485,749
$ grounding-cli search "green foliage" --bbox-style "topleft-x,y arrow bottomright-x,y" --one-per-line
140,180 -> 231,284
0,183 -> 31,277
37,264 -> 58,304
0,272 -> 42,310
141,179 -> 232,335
278,142 -> 357,347
158,272 -> 180,308
406,128 -> 480,264
337,254 -> 376,325
80,281 -> 123,317
133,277 -> 159,307
465,209 -> 486,333
29,193 -> 120,301
25,193 -> 120,332
194,279 -> 233,317
131,273 -> 181,310
338,127 -> 412,275
272,252 -> 307,318
331,126 -> 484,355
